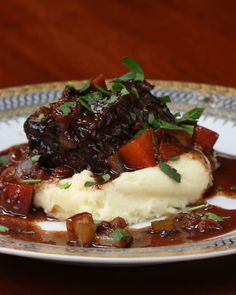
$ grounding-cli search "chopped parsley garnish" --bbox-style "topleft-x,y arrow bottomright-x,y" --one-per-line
158,96 -> 171,104
159,120 -> 194,136
59,102 -> 76,115
94,83 -> 110,95
111,228 -> 129,241
177,108 -> 204,124
131,87 -> 139,98
159,162 -> 181,183
31,155 -> 40,164
84,181 -> 100,187
38,113 -> 45,122
76,96 -> 91,111
120,87 -> 130,96
22,179 -> 41,184
201,212 -> 229,222
0,155 -> 10,165
230,186 -> 236,191
19,230 -> 35,235
80,79 -> 92,92
0,225 -> 9,232
148,114 -> 160,129
133,123 -> 149,139
182,204 -> 206,212
168,155 -> 180,161
59,182 -> 72,190
130,112 -> 136,121
114,56 -> 144,82
101,174 -> 111,182
107,94 -> 118,104
65,82 -> 74,89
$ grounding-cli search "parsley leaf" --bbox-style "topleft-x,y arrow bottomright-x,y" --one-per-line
177,108 -> 204,124
22,179 -> 41,184
120,87 -> 130,95
182,204 -> 206,212
115,56 -> 144,81
101,174 -> 111,182
38,113 -> 45,122
107,94 -> 118,104
0,225 -> 9,232
31,155 -> 40,164
80,79 -> 92,92
159,120 -> 194,136
0,155 -> 10,165
148,114 -> 160,129
158,96 -> 171,104
59,102 -> 76,115
111,228 -> 129,241
201,212 -> 228,222
159,162 -> 181,183
84,181 -> 100,187
59,182 -> 72,190
65,82 -> 74,89
94,83 -> 110,95
168,155 -> 180,161
130,112 -> 136,121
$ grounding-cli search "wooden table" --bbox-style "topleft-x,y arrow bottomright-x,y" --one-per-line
0,1 -> 236,294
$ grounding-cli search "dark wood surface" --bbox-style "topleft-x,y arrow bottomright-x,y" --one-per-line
1,1 -> 236,294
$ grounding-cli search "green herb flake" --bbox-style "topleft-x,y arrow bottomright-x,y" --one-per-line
0,225 -> 9,232
131,87 -> 139,98
65,82 -> 74,89
19,230 -> 35,235
59,182 -> 72,190
94,83 -> 110,95
230,186 -> 236,191
159,120 -> 194,136
111,228 -> 129,241
38,113 -> 45,122
114,56 -> 144,82
133,123 -> 149,139
148,114 -> 160,129
201,212 -> 228,222
94,220 -> 102,225
120,87 -> 130,96
22,179 -> 41,184
130,112 -> 136,121
31,155 -> 40,164
168,155 -> 180,161
159,96 -> 171,104
177,108 -> 204,125
159,162 -> 181,183
0,155 -> 10,165
80,79 -> 92,92
107,94 -> 118,104
59,102 -> 76,116
101,174 -> 111,182
112,82 -> 124,92
182,204 -> 206,212
84,181 -> 100,187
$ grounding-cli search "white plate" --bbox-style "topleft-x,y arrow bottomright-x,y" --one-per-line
0,80 -> 236,266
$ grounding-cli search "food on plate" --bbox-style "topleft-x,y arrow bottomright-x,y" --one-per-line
0,56 -> 235,249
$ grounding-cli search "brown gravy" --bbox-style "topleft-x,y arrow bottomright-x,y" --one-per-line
0,147 -> 236,249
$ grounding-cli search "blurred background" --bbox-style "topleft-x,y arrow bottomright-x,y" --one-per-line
0,0 -> 236,88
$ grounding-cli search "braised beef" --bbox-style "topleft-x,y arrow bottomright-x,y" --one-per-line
24,80 -> 175,173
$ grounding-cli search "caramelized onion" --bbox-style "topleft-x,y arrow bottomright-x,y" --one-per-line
66,212 -> 96,247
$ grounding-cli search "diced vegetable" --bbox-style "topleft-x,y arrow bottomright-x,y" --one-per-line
90,74 -> 107,91
159,143 -> 184,160
111,228 -> 133,248
110,217 -> 127,229
66,212 -> 96,247
151,219 -> 174,232
193,125 -> 219,154
166,130 -> 192,147
1,182 -> 33,215
118,129 -> 156,168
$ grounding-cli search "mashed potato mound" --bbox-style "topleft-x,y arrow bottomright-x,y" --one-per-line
34,152 -> 212,224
